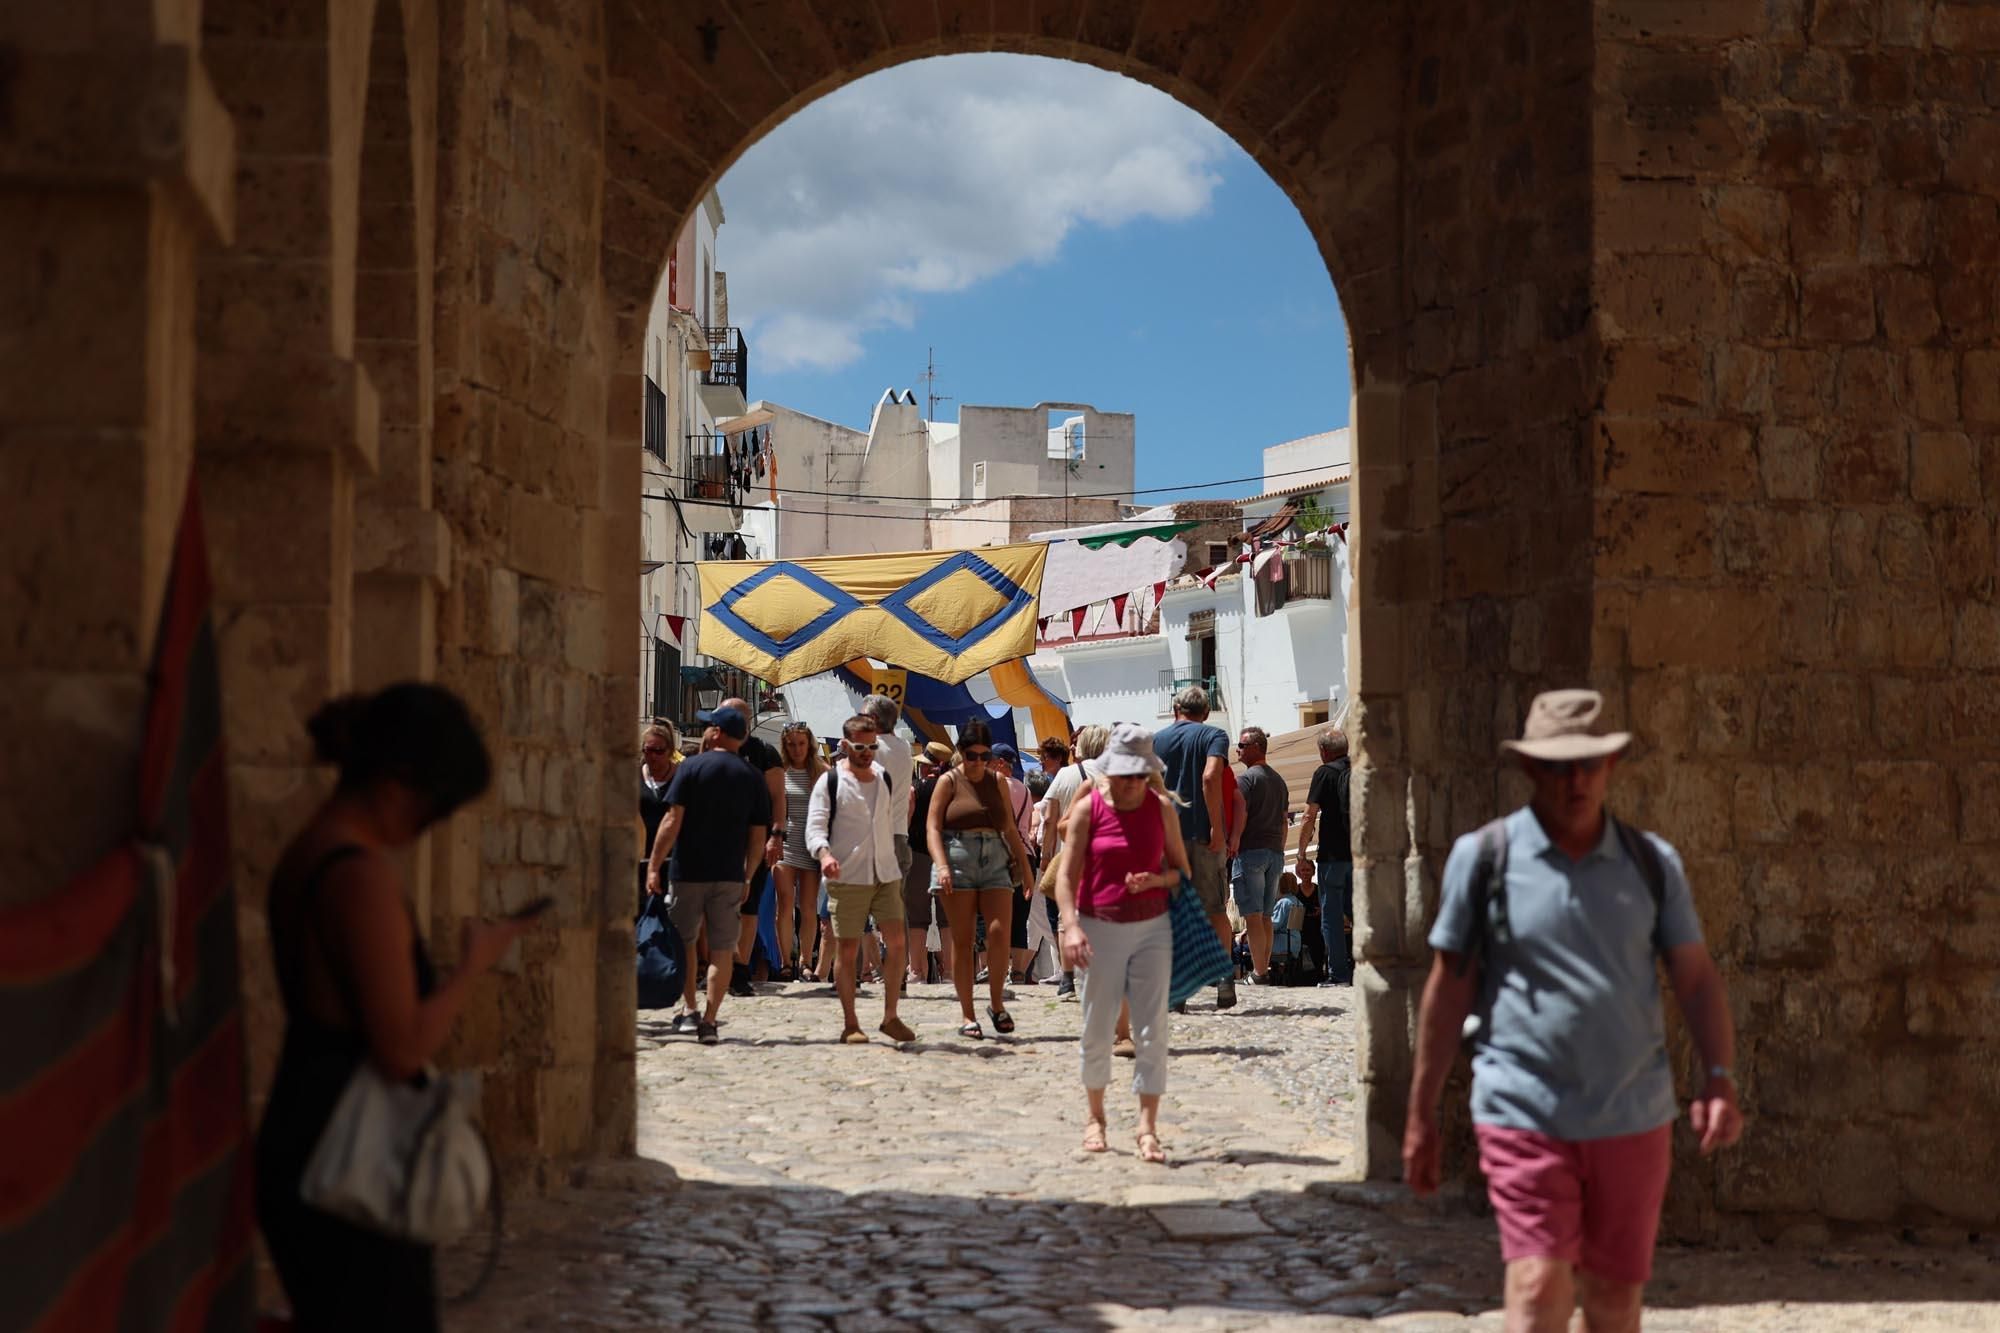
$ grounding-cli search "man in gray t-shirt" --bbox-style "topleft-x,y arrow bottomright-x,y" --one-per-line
1229,727 -> 1290,983
1404,690 -> 1743,1332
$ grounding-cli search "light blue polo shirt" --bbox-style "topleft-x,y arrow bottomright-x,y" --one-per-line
1429,806 -> 1704,1141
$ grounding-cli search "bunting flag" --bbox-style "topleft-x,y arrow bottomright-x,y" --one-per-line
1111,593 -> 1130,625
1152,580 -> 1167,607
1037,617 -> 1051,640
0,478 -> 254,1332
698,542 -> 1048,686
1199,566 -> 1222,590
662,615 -> 686,649
1070,605 -> 1088,637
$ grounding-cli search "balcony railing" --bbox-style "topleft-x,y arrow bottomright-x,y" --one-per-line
682,432 -> 735,501
1162,674 -> 1222,710
703,326 -> 748,398
1254,549 -> 1334,614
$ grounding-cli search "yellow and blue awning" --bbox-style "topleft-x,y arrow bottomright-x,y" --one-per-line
697,543 -> 1049,686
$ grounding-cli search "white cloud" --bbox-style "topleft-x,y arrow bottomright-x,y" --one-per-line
718,55 -> 1230,374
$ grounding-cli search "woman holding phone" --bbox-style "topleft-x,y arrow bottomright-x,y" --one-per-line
926,719 -> 1035,1039
1054,722 -> 1190,1164
256,684 -> 534,1331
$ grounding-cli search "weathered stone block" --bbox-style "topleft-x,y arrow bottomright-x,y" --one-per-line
1599,418 -> 1757,496
1627,587 -> 1777,668
1851,760 -> 1951,843
1799,264 -> 1877,342
1911,430 -> 1982,505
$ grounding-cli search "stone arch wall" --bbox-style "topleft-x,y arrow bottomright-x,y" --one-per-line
3,0 -> 1996,1236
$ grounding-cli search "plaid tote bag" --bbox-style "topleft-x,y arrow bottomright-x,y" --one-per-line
1167,874 -> 1233,1008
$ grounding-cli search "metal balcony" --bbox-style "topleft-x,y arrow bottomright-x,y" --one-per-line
702,326 -> 748,401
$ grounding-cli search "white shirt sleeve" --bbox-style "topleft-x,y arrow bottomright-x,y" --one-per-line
805,771 -> 833,860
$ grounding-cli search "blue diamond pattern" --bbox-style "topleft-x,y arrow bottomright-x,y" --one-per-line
712,562 -> 865,658
878,551 -> 1035,654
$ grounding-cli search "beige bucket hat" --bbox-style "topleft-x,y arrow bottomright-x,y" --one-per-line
1500,689 -> 1631,762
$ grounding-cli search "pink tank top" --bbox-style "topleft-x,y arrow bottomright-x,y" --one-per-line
1077,788 -> 1169,923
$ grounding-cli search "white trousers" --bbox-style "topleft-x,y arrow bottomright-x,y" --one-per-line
1078,912 -> 1172,1096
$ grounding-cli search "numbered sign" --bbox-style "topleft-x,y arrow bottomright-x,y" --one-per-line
871,667 -> 908,705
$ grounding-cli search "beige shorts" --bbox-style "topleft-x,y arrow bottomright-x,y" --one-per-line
1187,843 -> 1228,915
667,879 -> 746,952
828,879 -> 905,940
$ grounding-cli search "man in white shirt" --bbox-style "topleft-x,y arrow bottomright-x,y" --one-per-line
860,693 -> 916,876
808,714 -> 916,1045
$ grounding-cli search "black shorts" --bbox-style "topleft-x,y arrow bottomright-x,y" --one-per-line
740,862 -> 770,915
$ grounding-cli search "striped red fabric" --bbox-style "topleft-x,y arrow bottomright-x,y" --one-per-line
0,480 -> 254,1333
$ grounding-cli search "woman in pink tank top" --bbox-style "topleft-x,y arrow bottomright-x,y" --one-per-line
1053,723 -> 1191,1165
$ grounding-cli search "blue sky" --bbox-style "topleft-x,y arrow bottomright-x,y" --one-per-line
716,55 -> 1349,502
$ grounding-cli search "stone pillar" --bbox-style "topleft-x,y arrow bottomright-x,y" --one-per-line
198,0 -> 382,1100
0,16 -> 233,906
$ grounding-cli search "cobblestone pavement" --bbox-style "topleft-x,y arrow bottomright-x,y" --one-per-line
451,981 -> 2000,1331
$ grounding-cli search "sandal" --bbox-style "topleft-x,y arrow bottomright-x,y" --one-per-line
1082,1120 -> 1109,1153
958,1020 -> 985,1040
1113,1036 -> 1137,1059
987,1006 -> 1015,1035
1136,1130 -> 1167,1165
840,1027 -> 869,1045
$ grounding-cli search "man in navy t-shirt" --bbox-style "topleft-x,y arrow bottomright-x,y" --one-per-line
644,706 -> 772,1044
1152,682 -> 1235,1011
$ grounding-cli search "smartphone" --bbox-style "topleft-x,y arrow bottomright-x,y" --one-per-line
509,895 -> 556,921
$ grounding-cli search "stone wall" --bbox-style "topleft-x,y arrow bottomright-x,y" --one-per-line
3,0 -> 1995,1235
1592,1 -> 2000,1237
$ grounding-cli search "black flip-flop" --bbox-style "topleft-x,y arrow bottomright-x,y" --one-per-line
987,1006 -> 1015,1035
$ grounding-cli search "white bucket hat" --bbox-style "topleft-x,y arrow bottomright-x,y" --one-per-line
1098,722 -> 1165,777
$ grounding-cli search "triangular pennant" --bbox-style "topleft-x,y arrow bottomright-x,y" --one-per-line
1111,593 -> 1129,625
1037,617 -> 1050,639
1152,580 -> 1167,606
1199,566 -> 1221,590
1071,606 -> 1088,636
662,615 -> 686,648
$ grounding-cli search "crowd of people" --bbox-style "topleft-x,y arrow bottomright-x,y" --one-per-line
249,678 -> 1743,1332
635,685 -> 1358,1049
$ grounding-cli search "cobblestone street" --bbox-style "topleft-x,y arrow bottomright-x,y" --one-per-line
452,983 -> 2000,1331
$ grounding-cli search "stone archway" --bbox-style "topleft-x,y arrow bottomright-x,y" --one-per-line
594,0 -> 1585,1185
8,0 -> 1998,1242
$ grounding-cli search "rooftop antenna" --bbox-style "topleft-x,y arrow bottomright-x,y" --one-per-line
921,345 -> 953,422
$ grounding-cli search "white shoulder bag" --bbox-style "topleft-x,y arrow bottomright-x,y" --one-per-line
301,1062 -> 492,1245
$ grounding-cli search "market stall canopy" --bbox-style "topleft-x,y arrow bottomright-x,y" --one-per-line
697,542 -> 1048,686
1029,507 -> 1189,616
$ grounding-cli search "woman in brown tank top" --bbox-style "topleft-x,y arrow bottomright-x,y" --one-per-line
925,719 -> 1034,1038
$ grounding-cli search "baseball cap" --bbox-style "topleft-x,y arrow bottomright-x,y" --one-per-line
696,705 -> 748,740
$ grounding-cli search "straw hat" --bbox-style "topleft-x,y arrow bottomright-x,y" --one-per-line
1500,690 -> 1630,762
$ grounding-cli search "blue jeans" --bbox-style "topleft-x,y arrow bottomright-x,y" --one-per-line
1231,847 -> 1284,916
1321,860 -> 1354,983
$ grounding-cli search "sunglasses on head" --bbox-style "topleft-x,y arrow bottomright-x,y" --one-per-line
962,748 -> 991,761
1532,756 -> 1607,777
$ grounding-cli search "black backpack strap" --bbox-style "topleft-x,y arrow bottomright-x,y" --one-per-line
1451,817 -> 1510,979
820,766 -> 840,820
1611,816 -> 1669,957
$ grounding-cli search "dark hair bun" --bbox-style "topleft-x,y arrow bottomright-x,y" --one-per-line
307,695 -> 370,766
310,683 -> 492,824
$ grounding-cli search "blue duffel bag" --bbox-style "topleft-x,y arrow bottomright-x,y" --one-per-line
636,894 -> 685,1009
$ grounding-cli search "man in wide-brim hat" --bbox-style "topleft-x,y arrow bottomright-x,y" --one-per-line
1404,689 -> 1742,1332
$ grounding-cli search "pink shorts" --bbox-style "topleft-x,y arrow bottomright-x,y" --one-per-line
1474,1122 -> 1673,1285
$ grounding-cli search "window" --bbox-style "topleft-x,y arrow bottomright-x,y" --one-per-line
1206,541 -> 1229,568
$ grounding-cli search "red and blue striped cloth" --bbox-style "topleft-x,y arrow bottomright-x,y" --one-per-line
1,480 -> 255,1331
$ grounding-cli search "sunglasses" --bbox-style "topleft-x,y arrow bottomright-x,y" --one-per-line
961,749 -> 992,761
642,745 -> 668,755
1532,756 -> 1607,777
847,742 -> 880,752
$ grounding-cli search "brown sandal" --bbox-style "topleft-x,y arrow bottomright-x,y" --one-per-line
1082,1120 -> 1109,1153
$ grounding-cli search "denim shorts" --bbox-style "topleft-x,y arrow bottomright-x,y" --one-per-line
933,828 -> 1013,891
1232,847 -> 1285,916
